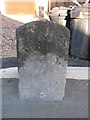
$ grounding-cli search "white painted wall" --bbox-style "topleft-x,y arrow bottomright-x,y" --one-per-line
35,0 -> 48,17
0,0 -> 5,14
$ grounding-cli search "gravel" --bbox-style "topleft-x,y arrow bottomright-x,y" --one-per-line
1,14 -> 23,57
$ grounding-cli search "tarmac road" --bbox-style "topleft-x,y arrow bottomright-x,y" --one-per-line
2,79 -> 88,118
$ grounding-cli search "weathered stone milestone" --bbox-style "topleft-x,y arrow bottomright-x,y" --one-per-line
16,20 -> 70,100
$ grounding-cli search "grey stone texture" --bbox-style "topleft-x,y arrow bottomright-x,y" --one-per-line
16,20 -> 70,100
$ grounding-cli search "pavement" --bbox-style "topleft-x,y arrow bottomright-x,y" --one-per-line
2,78 -> 88,118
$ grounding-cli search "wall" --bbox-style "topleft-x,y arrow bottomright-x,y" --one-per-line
4,2 -> 36,14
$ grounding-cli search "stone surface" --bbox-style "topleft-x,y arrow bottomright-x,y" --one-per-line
16,20 -> 70,100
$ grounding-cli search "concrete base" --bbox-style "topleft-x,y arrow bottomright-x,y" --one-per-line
19,53 -> 67,100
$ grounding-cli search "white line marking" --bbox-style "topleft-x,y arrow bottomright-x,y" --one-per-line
0,67 -> 89,80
